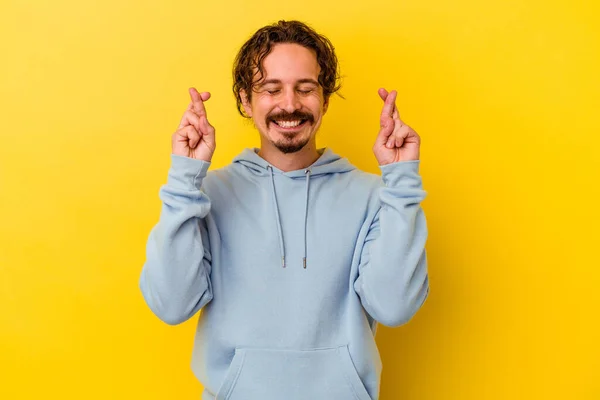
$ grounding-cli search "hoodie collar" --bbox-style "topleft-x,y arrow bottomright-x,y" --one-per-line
232,147 -> 355,178
233,147 -> 355,269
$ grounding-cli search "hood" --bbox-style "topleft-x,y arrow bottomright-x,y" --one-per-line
231,148 -> 355,270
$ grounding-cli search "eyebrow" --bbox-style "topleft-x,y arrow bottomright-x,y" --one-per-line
256,79 -> 320,87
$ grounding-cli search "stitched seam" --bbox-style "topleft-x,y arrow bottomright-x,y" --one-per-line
337,346 -> 368,400
223,351 -> 246,400
193,168 -> 204,188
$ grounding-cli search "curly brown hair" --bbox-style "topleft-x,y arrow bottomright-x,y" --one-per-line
232,20 -> 342,118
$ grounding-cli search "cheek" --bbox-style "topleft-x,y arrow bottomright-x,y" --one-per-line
251,96 -> 275,117
312,105 -> 325,119
307,95 -> 325,113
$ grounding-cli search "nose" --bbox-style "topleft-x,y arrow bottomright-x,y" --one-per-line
279,88 -> 301,113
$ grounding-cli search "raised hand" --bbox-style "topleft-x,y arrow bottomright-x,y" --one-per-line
373,88 -> 420,165
172,87 -> 216,162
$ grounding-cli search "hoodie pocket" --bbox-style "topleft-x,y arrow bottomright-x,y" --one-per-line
216,344 -> 372,400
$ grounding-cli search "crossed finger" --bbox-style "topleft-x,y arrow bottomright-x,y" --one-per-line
189,87 -> 211,117
378,88 -> 401,121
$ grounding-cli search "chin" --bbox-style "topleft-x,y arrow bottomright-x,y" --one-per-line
273,138 -> 310,154
266,126 -> 311,154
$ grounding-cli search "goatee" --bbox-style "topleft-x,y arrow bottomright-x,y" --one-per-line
273,136 -> 310,154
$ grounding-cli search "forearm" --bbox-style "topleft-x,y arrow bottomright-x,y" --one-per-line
139,155 -> 214,325
355,160 -> 429,327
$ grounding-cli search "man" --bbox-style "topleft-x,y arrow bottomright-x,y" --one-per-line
140,20 -> 429,400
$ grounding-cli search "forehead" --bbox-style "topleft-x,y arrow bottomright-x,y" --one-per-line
259,43 -> 321,82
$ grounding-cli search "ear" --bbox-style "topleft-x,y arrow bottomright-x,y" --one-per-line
240,89 -> 253,117
323,97 -> 329,114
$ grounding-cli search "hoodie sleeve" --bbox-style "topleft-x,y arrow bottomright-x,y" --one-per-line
353,160 -> 429,327
139,154 -> 214,325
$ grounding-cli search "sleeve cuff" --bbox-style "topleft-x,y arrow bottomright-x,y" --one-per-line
166,154 -> 211,190
379,160 -> 421,187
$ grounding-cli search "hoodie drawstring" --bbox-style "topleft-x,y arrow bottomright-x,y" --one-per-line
267,165 -> 312,269
303,169 -> 311,269
268,166 -> 286,268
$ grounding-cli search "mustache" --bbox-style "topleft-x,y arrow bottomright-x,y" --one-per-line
266,110 -> 314,124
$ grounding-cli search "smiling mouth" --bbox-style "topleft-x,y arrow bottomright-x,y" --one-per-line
271,119 -> 309,129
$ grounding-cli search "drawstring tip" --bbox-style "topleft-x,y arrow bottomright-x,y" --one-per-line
303,257 -> 307,269
282,256 -> 286,268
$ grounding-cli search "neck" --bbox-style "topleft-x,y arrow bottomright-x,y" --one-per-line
257,140 -> 320,172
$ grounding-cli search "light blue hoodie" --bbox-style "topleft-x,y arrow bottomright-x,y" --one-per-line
139,147 -> 429,400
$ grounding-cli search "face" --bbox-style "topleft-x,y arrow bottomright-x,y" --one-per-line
241,43 -> 328,154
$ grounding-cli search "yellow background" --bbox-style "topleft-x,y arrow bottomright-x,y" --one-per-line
1,0 -> 598,398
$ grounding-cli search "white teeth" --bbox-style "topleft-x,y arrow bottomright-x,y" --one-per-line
276,120 -> 301,128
